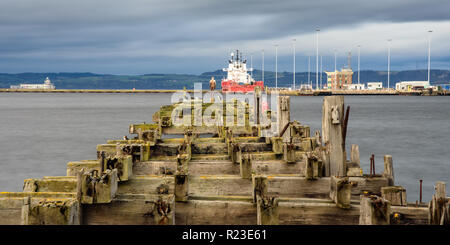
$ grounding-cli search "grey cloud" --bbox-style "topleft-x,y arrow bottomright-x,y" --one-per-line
0,0 -> 449,74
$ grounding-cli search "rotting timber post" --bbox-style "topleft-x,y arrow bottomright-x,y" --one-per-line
322,96 -> 346,177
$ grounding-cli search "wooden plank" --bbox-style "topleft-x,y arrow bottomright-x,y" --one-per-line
117,176 -> 174,195
175,200 -> 256,225
0,197 -> 23,225
82,194 -> 175,225
381,186 -> 406,206
391,206 -> 428,225
134,160 -> 304,176
278,201 -> 360,225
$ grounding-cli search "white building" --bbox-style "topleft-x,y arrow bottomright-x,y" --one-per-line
346,84 -> 365,90
395,81 -> 430,91
367,82 -> 383,90
11,77 -> 55,90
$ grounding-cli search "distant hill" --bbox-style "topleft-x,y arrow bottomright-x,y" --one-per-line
0,69 -> 449,89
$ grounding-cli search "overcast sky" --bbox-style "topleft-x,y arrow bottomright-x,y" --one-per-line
0,0 -> 449,74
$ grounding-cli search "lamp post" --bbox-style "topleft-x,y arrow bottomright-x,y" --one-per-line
357,45 -> 361,86
262,49 -> 264,83
308,56 -> 311,89
316,29 -> 320,90
250,53 -> 253,78
428,30 -> 433,83
334,49 -> 337,90
320,55 -> 323,90
387,39 -> 392,90
293,39 -> 296,89
275,44 -> 278,89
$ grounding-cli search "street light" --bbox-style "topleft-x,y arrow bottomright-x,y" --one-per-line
251,53 -> 255,78
293,39 -> 296,89
308,56 -> 311,89
428,30 -> 433,83
334,49 -> 337,90
275,44 -> 278,89
387,39 -> 392,90
316,29 -> 320,90
262,49 -> 264,83
320,55 -> 323,90
357,45 -> 361,86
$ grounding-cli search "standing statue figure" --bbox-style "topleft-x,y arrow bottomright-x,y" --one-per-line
209,76 -> 216,91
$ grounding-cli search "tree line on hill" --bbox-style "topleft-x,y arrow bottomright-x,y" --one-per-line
0,69 -> 449,89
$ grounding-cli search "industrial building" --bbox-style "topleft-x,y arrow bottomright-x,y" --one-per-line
325,52 -> 354,90
325,68 -> 353,90
346,84 -> 365,90
367,82 -> 383,90
395,81 -> 430,91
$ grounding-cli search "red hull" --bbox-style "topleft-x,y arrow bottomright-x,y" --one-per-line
221,80 -> 264,93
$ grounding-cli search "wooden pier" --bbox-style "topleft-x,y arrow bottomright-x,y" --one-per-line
0,94 -> 448,225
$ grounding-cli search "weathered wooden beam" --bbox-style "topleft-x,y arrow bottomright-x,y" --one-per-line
240,154 -> 252,179
80,169 -> 118,204
21,197 -> 80,225
350,144 -> 360,165
290,121 -> 310,143
322,96 -> 346,177
117,176 -> 174,195
134,159 -> 305,176
23,177 -> 77,193
257,196 -> 279,225
283,143 -> 296,163
390,206 -> 429,225
382,155 -> 394,186
175,174 -> 188,202
252,175 -> 268,203
347,144 -> 363,176
102,155 -> 133,181
270,137 -> 283,154
231,142 -> 242,164
20,197 -> 30,225
304,154 -> 323,180
82,194 -> 175,225
176,197 -> 256,225
349,176 -> 390,197
330,176 -> 352,209
300,138 -> 314,152
175,153 -> 189,202
277,96 -> 290,143
278,199 -> 360,225
67,160 -> 100,176
359,195 -> 391,225
381,186 -> 406,206
429,181 -> 448,225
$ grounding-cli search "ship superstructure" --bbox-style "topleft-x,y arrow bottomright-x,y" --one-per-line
221,50 -> 264,92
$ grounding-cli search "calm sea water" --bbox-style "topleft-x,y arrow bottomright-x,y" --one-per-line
0,93 -> 448,202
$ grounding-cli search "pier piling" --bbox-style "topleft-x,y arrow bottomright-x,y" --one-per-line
359,195 -> 391,225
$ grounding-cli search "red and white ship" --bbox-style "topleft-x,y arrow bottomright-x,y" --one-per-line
221,50 -> 264,93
